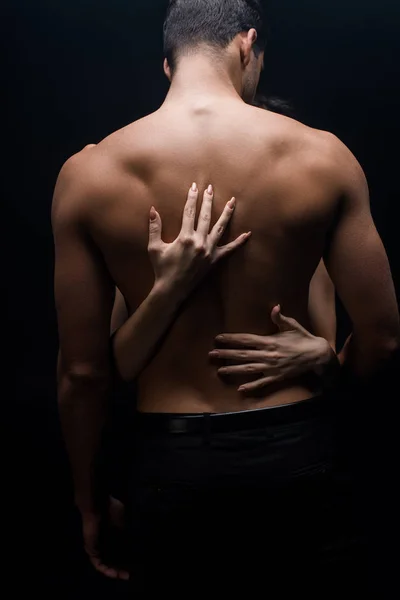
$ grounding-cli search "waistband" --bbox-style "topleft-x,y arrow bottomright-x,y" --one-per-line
136,395 -> 333,435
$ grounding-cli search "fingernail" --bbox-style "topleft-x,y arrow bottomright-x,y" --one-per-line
216,335 -> 224,341
207,184 -> 213,194
238,386 -> 245,392
245,231 -> 252,238
191,182 -> 197,192
227,197 -> 236,208
209,351 -> 219,357
150,206 -> 157,221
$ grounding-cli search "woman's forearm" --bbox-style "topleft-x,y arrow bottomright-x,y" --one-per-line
313,338 -> 341,388
112,281 -> 186,382
338,334 -> 353,366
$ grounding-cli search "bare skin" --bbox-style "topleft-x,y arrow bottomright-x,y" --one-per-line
66,93 -> 398,415
68,108 -> 341,415
109,99 -> 338,392
109,102 -> 338,391
110,185 -> 251,386
110,256 -> 337,388
53,29 -> 399,579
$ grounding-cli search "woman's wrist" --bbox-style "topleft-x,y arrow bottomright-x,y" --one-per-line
314,336 -> 334,365
313,337 -> 339,379
152,277 -> 189,306
112,278 -> 188,382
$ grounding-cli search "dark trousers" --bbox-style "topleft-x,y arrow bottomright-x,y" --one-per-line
128,397 -> 368,596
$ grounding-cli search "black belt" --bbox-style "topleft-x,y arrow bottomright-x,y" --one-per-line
136,395 -> 333,435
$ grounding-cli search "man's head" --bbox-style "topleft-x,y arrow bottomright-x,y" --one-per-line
163,0 -> 267,102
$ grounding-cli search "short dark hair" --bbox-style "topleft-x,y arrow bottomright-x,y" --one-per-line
164,0 -> 267,73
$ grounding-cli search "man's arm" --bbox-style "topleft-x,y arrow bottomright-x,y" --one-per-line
324,136 -> 400,377
53,157 -> 115,516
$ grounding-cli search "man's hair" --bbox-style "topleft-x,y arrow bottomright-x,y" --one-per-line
164,0 -> 267,73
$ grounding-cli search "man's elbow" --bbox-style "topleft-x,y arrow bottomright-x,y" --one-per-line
357,331 -> 400,373
344,320 -> 399,376
58,363 -> 111,395
376,335 -> 400,361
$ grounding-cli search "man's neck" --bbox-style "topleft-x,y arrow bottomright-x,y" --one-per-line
164,54 -> 242,106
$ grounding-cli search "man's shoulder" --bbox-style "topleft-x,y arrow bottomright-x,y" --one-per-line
270,116 -> 341,159
51,115 -> 154,225
251,108 -> 339,161
252,110 -> 365,202
99,111 -> 161,157
303,127 -> 350,164
56,112 -> 158,184
278,120 -> 361,185
52,144 -> 115,227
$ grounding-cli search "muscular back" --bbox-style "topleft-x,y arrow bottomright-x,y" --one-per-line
76,99 -> 342,412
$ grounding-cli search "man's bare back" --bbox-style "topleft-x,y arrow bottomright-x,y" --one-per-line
68,99 -> 344,413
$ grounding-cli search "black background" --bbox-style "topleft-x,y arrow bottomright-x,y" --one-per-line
4,0 -> 400,594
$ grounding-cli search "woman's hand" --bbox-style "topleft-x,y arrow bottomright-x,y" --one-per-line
210,306 -> 336,394
149,183 -> 251,296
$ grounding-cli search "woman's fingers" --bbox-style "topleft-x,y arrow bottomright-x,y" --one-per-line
208,197 -> 236,245
209,349 -> 264,362
181,183 -> 199,235
148,207 -> 163,251
238,374 -> 285,393
218,364 -> 267,376
214,232 -> 251,261
209,194 -> 251,259
215,333 -> 265,349
196,184 -> 214,238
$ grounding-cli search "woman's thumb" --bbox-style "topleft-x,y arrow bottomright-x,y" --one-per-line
271,304 -> 282,321
148,206 -> 162,245
271,305 -> 292,331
